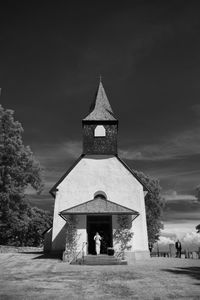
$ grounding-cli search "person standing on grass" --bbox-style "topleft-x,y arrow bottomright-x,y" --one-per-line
148,242 -> 153,256
94,232 -> 102,255
175,239 -> 182,258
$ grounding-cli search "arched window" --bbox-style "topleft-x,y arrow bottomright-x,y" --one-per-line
94,125 -> 106,137
94,191 -> 107,199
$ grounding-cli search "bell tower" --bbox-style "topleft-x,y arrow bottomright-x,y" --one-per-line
82,81 -> 118,155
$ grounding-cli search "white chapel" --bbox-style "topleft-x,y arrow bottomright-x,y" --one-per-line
44,81 -> 150,263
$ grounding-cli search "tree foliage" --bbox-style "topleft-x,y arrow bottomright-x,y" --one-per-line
133,170 -> 165,243
113,215 -> 134,253
0,105 -> 52,246
194,187 -> 200,233
196,224 -> 200,233
195,185 -> 200,202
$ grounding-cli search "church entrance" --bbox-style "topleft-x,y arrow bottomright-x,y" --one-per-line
87,215 -> 112,255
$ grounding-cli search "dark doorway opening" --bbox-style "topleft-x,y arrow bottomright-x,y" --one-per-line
87,215 -> 112,255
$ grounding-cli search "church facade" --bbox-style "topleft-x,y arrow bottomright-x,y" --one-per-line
45,82 -> 150,263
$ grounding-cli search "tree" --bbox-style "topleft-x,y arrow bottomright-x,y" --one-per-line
133,170 -> 165,244
196,224 -> 200,233
195,185 -> 200,202
0,105 -> 52,246
113,215 -> 134,255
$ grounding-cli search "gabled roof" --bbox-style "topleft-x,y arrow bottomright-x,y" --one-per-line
59,197 -> 139,216
83,81 -> 117,121
116,156 -> 150,193
49,154 -> 150,197
49,155 -> 84,197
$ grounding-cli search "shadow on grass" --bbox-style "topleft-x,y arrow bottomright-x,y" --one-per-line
33,253 -> 62,260
19,251 -> 62,260
18,251 -> 43,254
162,267 -> 200,284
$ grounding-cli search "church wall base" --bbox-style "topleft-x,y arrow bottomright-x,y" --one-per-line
125,251 -> 150,264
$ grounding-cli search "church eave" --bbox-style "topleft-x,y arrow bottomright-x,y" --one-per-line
83,113 -> 117,121
59,197 -> 140,216
82,119 -> 118,125
49,154 -> 85,198
116,155 -> 151,193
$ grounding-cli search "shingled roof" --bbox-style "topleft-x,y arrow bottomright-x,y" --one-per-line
59,197 -> 139,216
83,81 -> 117,121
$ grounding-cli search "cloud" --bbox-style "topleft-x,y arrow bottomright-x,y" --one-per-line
163,191 -> 197,201
157,231 -> 200,251
158,236 -> 175,245
118,149 -> 144,160
162,221 -> 199,239
31,140 -> 81,194
181,232 -> 200,248
119,103 -> 200,162
160,231 -> 177,240
163,195 -> 200,223
119,125 -> 200,161
191,104 -> 200,117
36,140 -> 82,165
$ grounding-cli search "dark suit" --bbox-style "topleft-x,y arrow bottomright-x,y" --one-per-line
175,241 -> 182,258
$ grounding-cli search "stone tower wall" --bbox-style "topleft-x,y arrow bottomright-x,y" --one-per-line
82,122 -> 118,155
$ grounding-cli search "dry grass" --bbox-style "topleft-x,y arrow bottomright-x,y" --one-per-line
0,251 -> 200,299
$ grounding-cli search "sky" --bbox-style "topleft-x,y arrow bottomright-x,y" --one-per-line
1,1 -> 200,247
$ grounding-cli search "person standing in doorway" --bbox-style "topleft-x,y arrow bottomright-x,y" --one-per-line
175,239 -> 182,258
94,232 -> 102,255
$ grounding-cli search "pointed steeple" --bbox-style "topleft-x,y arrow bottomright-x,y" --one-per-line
83,81 -> 117,121
82,81 -> 118,155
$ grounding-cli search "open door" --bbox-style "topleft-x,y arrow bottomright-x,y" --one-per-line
87,215 -> 112,254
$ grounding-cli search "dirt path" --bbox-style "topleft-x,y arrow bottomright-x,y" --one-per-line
0,252 -> 200,299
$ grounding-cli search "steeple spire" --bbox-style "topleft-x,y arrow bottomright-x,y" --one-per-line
83,81 -> 117,121
82,81 -> 118,155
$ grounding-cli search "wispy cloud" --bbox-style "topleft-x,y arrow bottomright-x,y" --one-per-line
163,191 -> 197,201
119,125 -> 200,161
162,221 -> 199,238
36,140 -> 82,165
158,236 -> 175,246
182,231 -> 200,248
32,140 -> 81,193
158,230 -> 200,251
120,101 -> 200,163
191,104 -> 200,117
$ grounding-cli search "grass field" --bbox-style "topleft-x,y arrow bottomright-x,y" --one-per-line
0,251 -> 200,299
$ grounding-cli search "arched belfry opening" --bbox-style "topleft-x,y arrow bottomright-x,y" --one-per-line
94,125 -> 106,137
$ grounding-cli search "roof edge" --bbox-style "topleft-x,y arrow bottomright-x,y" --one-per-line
82,81 -> 117,121
49,154 -> 85,198
115,155 -> 151,193
59,197 -> 139,216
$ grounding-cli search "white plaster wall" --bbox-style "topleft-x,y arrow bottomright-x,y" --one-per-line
131,189 -> 149,251
44,228 -> 52,253
76,215 -> 87,252
52,155 -> 149,252
52,190 -> 66,251
52,210 -> 87,252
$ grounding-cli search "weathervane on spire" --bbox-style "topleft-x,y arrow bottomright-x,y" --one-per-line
99,74 -> 102,83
